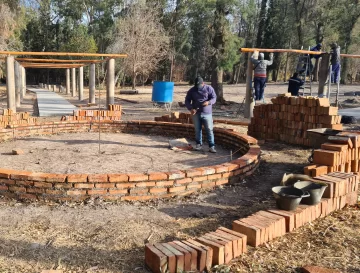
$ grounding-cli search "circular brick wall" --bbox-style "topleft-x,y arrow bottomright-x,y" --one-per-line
0,120 -> 260,202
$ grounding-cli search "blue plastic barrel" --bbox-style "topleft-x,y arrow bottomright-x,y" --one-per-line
152,81 -> 174,103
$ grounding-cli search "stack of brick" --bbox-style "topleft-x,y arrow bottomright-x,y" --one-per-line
145,172 -> 358,273
0,109 -> 37,128
247,95 -> 342,146
305,133 -> 360,176
60,105 -> 122,122
154,112 -> 192,124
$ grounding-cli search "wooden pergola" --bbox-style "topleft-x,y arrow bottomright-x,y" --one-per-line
0,51 -> 127,112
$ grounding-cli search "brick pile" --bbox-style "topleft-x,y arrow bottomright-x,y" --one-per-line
0,109 -> 37,128
247,95 -> 343,146
305,132 -> 360,177
60,105 -> 122,122
154,112 -> 192,124
145,172 -> 358,273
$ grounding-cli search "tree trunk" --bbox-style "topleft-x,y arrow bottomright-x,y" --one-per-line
132,71 -> 136,90
313,58 -> 320,82
256,0 -> 268,47
212,67 -> 224,103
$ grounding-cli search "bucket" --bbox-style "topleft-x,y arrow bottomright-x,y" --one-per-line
272,186 -> 310,211
152,81 -> 174,103
294,181 -> 328,205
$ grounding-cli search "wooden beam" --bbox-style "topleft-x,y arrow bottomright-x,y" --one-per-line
15,58 -> 105,63
0,51 -> 127,58
240,48 -> 322,55
21,63 -> 84,68
340,54 -> 360,58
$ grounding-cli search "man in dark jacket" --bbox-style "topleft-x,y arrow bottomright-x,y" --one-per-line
251,51 -> 274,101
185,76 -> 217,153
330,42 -> 341,83
288,72 -> 304,96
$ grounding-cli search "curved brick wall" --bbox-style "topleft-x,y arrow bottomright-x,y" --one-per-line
0,120 -> 260,202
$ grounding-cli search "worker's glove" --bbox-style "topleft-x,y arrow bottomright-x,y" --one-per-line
269,53 -> 274,58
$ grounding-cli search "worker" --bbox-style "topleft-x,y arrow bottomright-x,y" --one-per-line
309,43 -> 322,73
185,76 -> 217,153
288,72 -> 304,96
330,42 -> 341,83
251,51 -> 273,101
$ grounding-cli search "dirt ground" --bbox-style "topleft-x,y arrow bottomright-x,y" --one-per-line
0,133 -> 234,174
0,83 -> 359,272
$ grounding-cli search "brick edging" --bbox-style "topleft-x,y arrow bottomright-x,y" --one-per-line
0,120 -> 260,202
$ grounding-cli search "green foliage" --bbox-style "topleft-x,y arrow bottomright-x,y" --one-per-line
60,25 -> 97,53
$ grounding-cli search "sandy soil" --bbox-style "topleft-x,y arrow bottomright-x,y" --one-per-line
0,133 -> 234,174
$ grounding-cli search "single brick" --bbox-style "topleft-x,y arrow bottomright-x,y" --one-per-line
46,174 -> 67,183
185,239 -> 213,271
95,183 -> 116,188
0,168 -> 14,179
121,195 -> 154,201
67,190 -> 86,196
129,188 -> 149,195
167,171 -> 185,180
185,169 -> 203,178
149,187 -> 167,194
74,183 -> 95,189
196,236 -> 224,266
9,186 -> 26,193
206,232 -> 233,264
87,189 -> 107,195
0,178 -> 15,185
193,176 -> 208,182
216,227 -> 247,254
208,174 -> 222,180
16,180 -> 34,187
172,241 -> 198,271
108,174 -> 129,182
45,189 -> 64,195
162,243 -> 185,273
168,242 -> 192,272
10,171 -> 33,181
108,189 -> 128,195
88,174 -> 108,183
116,183 -> 136,189
153,243 -> 176,273
168,186 -> 186,193
175,178 -> 192,184
145,244 -> 167,273
233,219 -> 261,247
149,172 -> 168,181
67,174 -> 88,183
34,181 -> 53,188
128,173 -> 149,182
135,181 -> 156,187
55,183 -> 73,189
156,181 -> 174,187
267,209 -> 295,232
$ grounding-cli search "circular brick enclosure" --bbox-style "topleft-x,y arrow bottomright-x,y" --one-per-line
0,120 -> 260,202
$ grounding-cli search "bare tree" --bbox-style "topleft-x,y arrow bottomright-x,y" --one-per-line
107,3 -> 170,89
0,3 -> 16,51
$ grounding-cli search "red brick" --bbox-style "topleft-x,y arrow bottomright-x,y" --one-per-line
95,183 -> 115,188
162,243 -> 185,273
9,186 -> 26,193
116,182 -> 136,189
175,178 -> 192,184
46,174 -> 67,183
74,183 -> 95,189
0,168 -> 14,179
145,244 -> 168,273
108,174 -> 129,182
183,239 -> 213,272
201,181 -> 216,188
18,193 -> 38,200
205,233 -> 233,264
215,179 -> 228,186
208,174 -> 222,180
135,181 -> 156,187
168,186 -> 186,193
10,171 -> 33,180
213,164 -> 229,173
26,172 -> 49,181
67,190 -> 86,196
172,241 -> 198,271
54,183 -> 73,189
201,168 -> 216,175
88,189 -> 107,195
45,189 -> 64,195
34,181 -> 53,188
121,195 -> 154,201
67,174 -> 88,183
167,171 -> 185,180
16,180 -> 34,186
0,185 -> 8,191
88,174 -> 108,183
302,265 -> 341,273
168,241 -> 192,272
128,173 -> 148,182
192,176 -> 208,182
216,227 -> 247,254
267,209 -> 295,232
222,163 -> 240,171
0,178 -> 15,185
149,187 -> 168,194
108,189 -> 128,195
241,214 -> 273,243
196,236 -> 224,266
233,219 -> 261,247
129,188 -> 149,195
149,172 -> 168,181
153,243 -> 176,273
311,166 -> 329,177
185,169 -> 202,178
256,210 -> 286,238
187,183 -> 201,189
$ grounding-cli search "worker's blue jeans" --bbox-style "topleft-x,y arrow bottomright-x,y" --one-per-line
254,77 -> 266,101
192,113 -> 215,148
331,63 -> 341,83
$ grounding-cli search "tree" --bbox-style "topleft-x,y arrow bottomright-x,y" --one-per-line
0,3 -> 16,51
60,25 -> 97,53
107,3 -> 169,89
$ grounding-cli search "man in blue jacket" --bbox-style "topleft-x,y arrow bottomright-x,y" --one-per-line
185,76 -> 217,153
288,72 -> 304,96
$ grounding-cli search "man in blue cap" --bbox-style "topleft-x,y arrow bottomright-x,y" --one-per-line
185,76 -> 217,153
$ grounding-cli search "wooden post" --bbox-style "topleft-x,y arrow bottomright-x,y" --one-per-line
15,61 -> 21,107
6,56 -> 16,112
106,58 -> 115,107
66,68 -> 70,95
318,53 -> 330,97
89,63 -> 96,104
22,66 -> 26,98
71,68 -> 76,97
244,53 -> 254,118
79,66 -> 84,101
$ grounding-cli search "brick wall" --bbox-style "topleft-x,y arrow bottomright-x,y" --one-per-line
0,109 -> 38,128
145,172 -> 359,273
60,105 -> 122,122
0,120 -> 260,202
248,95 -> 342,146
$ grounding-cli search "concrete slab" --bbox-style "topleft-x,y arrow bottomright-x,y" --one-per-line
29,88 -> 77,117
339,108 -> 360,119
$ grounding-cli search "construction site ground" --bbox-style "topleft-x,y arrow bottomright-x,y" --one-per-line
0,83 -> 359,273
